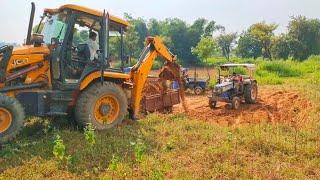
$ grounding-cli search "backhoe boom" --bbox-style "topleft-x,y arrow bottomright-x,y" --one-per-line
130,37 -> 180,116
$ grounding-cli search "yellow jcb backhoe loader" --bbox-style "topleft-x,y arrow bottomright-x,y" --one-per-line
0,3 -> 184,143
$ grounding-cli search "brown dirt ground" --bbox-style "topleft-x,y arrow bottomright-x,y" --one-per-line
173,88 -> 312,126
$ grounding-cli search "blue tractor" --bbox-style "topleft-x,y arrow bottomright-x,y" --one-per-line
181,68 -> 209,95
208,64 -> 258,110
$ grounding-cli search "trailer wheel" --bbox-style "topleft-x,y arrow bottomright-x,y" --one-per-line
0,94 -> 25,144
244,82 -> 258,104
209,99 -> 217,109
231,97 -> 241,110
194,86 -> 203,95
75,82 -> 128,130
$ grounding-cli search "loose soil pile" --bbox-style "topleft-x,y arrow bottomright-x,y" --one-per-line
174,88 -> 312,126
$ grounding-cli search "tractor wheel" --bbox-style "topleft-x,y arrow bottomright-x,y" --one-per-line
231,97 -> 241,110
0,94 -> 25,144
75,82 -> 128,130
209,99 -> 217,109
244,82 -> 258,104
194,86 -> 203,95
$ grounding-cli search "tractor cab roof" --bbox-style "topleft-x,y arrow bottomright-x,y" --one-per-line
44,4 -> 129,28
220,64 -> 256,70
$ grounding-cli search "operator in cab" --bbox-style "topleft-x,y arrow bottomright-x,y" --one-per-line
87,31 -> 99,61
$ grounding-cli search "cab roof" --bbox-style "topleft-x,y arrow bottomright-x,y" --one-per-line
44,4 -> 129,27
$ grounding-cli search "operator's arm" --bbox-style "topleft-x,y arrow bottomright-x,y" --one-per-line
130,36 -> 180,117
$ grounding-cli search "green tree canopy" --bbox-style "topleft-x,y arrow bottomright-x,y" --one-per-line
191,37 -> 218,64
271,34 -> 290,60
124,26 -> 140,58
287,16 -> 320,60
124,13 -> 148,50
248,22 -> 278,59
216,32 -> 237,60
236,32 -> 262,59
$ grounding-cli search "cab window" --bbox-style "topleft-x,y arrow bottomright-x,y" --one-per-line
41,12 -> 68,44
64,15 -> 101,82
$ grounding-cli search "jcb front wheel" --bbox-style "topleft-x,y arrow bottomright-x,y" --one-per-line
75,82 -> 128,130
0,94 -> 25,144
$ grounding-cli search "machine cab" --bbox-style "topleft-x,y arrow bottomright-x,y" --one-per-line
38,5 -> 129,89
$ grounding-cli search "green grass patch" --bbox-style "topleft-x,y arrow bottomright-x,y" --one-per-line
228,66 -> 247,75
258,61 -> 303,77
1,113 -> 320,179
255,70 -> 284,85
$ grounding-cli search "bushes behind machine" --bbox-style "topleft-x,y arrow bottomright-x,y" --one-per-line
258,61 -> 302,77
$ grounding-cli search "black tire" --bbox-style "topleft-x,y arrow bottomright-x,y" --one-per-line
75,82 -> 128,130
231,97 -> 241,110
194,86 -> 203,95
209,99 -> 217,109
0,94 -> 25,144
244,82 -> 258,104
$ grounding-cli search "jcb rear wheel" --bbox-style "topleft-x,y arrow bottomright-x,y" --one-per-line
0,94 -> 25,144
75,82 -> 128,130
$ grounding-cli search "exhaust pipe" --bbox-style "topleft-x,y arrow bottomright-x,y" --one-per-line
26,2 -> 35,45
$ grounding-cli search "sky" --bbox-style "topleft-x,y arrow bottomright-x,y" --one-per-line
0,0 -> 319,43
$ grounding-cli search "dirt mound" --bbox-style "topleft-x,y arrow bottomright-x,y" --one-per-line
174,88 -> 312,126
143,78 -> 164,96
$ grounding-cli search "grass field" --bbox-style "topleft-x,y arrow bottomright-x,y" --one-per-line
0,57 -> 320,179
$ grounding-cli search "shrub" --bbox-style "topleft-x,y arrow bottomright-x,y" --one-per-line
258,61 -> 302,77
84,123 -> 96,148
255,70 -> 284,85
308,71 -> 320,84
53,135 -> 66,161
112,58 -> 138,69
206,57 -> 228,66
208,79 -> 217,88
299,56 -> 320,73
152,60 -> 163,70
229,66 -> 247,75
130,139 -> 146,162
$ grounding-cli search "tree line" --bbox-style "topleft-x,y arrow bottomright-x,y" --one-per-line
117,15 -> 320,66
32,14 -> 320,65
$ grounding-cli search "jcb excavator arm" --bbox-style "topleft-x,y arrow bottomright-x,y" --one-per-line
130,36 -> 183,116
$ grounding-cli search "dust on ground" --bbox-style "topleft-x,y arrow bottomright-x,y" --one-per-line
174,87 -> 312,126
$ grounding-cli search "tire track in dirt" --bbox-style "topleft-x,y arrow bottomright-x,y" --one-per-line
173,88 -> 312,126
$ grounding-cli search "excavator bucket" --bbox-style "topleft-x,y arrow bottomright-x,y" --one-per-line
160,62 -> 188,112
130,36 -> 188,116
141,62 -> 188,113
